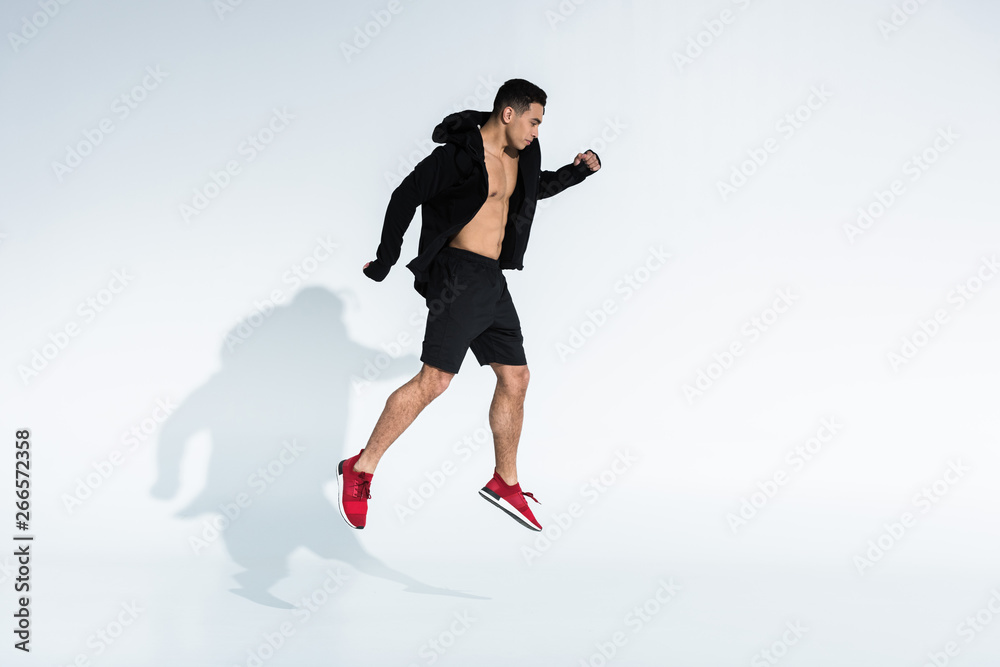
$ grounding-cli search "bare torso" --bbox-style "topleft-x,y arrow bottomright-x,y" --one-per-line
446,128 -> 518,259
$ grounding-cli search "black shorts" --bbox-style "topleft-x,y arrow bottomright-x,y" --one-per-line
420,246 -> 527,374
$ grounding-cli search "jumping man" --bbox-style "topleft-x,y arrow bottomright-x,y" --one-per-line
338,78 -> 601,531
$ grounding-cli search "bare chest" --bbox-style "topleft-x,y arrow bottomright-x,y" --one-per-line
483,151 -> 518,200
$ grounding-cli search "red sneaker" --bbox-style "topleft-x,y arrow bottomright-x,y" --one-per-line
479,469 -> 542,531
337,450 -> 372,529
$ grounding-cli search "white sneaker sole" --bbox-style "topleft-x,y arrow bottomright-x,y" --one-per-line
337,460 -> 363,529
479,487 -> 541,531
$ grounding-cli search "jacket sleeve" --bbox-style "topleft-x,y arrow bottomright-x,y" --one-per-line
363,144 -> 458,281
536,149 -> 601,201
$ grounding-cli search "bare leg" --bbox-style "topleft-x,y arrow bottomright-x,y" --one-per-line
488,363 -> 530,485
354,363 -> 453,474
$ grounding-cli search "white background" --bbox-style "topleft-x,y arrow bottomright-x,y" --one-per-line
2,0 -> 999,665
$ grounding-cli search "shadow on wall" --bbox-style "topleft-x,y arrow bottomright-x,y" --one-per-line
149,286 -> 484,607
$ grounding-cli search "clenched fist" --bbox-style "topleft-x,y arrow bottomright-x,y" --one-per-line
363,258 -> 389,282
573,150 -> 601,172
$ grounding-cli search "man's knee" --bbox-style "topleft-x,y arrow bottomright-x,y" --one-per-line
419,363 -> 455,396
494,364 -> 529,392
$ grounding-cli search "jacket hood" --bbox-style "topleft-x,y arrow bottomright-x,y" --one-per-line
432,109 -> 492,146
432,108 -> 543,164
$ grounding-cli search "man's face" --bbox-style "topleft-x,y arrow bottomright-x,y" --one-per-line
510,102 -> 543,148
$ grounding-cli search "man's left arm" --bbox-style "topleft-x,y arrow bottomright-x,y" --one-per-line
537,149 -> 601,200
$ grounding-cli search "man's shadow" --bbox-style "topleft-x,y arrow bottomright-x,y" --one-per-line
151,286 -> 483,608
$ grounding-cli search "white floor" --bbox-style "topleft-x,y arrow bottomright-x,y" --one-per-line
28,518 -> 1000,666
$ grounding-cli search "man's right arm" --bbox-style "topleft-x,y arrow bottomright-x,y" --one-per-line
363,144 -> 458,281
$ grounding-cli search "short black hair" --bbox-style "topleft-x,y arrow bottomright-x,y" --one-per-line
491,78 -> 546,120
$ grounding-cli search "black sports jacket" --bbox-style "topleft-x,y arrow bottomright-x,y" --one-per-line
362,108 -> 600,297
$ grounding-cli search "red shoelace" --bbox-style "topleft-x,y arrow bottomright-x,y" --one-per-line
522,491 -> 540,504
355,478 -> 371,500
